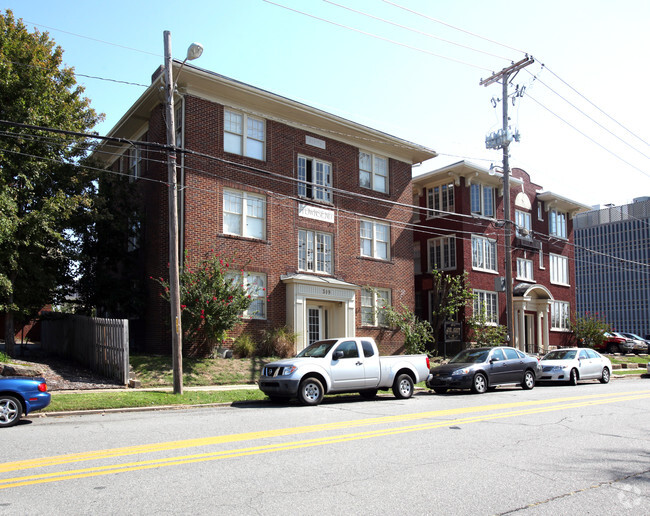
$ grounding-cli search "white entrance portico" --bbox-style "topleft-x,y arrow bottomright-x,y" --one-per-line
512,283 -> 552,355
281,274 -> 359,352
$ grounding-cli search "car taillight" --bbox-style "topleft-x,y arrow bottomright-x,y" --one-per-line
426,356 -> 430,369
38,382 -> 48,392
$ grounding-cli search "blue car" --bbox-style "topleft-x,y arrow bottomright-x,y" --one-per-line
0,377 -> 51,427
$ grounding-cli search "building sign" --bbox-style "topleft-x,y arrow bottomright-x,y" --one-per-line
299,203 -> 335,223
444,322 -> 462,343
305,135 -> 326,149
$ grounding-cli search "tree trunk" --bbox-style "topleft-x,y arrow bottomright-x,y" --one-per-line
4,310 -> 15,357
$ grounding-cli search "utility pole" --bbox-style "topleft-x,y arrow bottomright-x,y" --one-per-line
163,31 -> 183,394
480,56 -> 534,347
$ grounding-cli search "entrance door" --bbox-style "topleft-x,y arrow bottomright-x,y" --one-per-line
307,305 -> 323,345
524,315 -> 535,354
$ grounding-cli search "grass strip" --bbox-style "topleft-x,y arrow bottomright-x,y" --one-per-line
43,389 -> 267,412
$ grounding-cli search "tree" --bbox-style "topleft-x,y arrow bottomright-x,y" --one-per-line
428,271 -> 474,351
467,309 -> 508,347
570,311 -> 610,348
153,251 -> 255,356
0,11 -> 102,355
379,302 -> 433,355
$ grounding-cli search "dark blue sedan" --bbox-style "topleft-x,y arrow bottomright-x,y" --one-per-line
0,377 -> 51,427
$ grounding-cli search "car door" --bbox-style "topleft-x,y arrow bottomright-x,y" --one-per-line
487,348 -> 508,384
577,348 -> 596,378
360,340 -> 380,388
502,347 -> 525,382
330,340 -> 366,391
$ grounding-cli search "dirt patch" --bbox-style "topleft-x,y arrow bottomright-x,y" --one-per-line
4,352 -> 123,391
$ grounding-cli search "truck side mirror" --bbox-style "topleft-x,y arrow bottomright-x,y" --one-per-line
333,350 -> 344,360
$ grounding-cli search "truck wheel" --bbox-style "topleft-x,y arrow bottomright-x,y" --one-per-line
392,374 -> 414,399
0,395 -> 22,427
298,377 -> 324,406
607,343 -> 619,354
359,389 -> 378,399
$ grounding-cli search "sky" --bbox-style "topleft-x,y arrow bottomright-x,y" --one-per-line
6,0 -> 650,208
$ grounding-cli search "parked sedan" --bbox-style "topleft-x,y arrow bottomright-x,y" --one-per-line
426,346 -> 541,394
618,332 -> 649,354
539,348 -> 611,385
0,377 -> 51,428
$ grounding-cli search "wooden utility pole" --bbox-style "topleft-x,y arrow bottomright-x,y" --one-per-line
163,31 -> 183,394
480,56 -> 534,347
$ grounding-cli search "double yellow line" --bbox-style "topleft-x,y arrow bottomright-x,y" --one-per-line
2,390 -> 649,490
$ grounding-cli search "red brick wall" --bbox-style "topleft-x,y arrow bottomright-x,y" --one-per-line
139,95 -> 414,355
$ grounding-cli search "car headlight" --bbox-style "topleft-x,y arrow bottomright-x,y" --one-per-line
552,366 -> 568,372
281,366 -> 296,376
451,368 -> 470,376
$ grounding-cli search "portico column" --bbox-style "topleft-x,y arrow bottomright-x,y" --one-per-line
518,307 -> 526,351
537,311 -> 544,354
543,310 -> 550,352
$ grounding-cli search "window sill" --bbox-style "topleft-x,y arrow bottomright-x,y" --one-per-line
550,328 -> 571,332
516,277 -> 535,282
297,195 -> 334,207
550,282 -> 571,288
220,233 -> 270,245
472,267 -> 499,275
359,256 -> 393,264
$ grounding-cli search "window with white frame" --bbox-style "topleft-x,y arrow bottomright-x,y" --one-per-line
537,202 -> 543,220
549,209 -> 568,239
298,155 -> 332,203
227,272 -> 267,319
427,183 -> 455,217
298,230 -> 332,274
428,236 -> 456,271
470,183 -> 495,217
550,253 -> 569,285
515,210 -> 532,238
128,145 -> 142,181
359,151 -> 388,193
224,108 -> 265,160
516,258 -> 534,281
539,249 -> 545,269
223,189 -> 266,239
471,235 -> 497,272
361,287 -> 390,326
360,220 -> 390,260
473,289 -> 498,324
551,300 -> 570,330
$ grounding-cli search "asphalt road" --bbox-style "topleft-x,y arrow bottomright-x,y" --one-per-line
2,378 -> 649,515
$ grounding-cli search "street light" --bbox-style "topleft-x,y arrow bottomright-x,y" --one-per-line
162,31 -> 202,394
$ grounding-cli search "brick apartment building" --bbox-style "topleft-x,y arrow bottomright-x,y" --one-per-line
412,161 -> 590,356
93,62 -> 436,355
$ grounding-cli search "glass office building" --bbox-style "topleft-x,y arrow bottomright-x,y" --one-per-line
574,197 -> 650,339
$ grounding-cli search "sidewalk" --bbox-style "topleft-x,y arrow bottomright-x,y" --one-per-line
52,384 -> 260,394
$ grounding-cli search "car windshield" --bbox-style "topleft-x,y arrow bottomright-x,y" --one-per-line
543,350 -> 576,360
296,340 -> 338,358
449,349 -> 489,364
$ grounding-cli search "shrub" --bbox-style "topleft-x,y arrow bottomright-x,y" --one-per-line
232,334 -> 256,358
0,351 -> 10,363
258,327 -> 297,358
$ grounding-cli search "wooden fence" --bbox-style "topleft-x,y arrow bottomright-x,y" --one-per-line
41,315 -> 129,385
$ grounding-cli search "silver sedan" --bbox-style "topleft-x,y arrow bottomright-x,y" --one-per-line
539,348 -> 612,385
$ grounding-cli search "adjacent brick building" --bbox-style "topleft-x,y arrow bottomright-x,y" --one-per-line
94,62 -> 436,355
412,161 -> 590,356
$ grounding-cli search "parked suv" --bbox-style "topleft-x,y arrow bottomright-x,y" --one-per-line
619,332 -> 649,354
593,332 -> 635,354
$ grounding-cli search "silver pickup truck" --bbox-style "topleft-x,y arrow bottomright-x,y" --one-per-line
258,337 -> 431,405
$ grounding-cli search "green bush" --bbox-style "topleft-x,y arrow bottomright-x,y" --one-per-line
258,327 -> 297,358
0,351 -> 10,363
232,334 -> 256,358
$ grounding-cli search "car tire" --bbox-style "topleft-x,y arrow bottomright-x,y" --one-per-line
471,373 -> 488,394
392,374 -> 414,399
298,377 -> 324,406
568,368 -> 578,386
607,343 -> 620,354
0,395 -> 22,428
521,370 -> 535,390
359,389 -> 378,399
433,387 -> 448,394
600,367 -> 611,384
